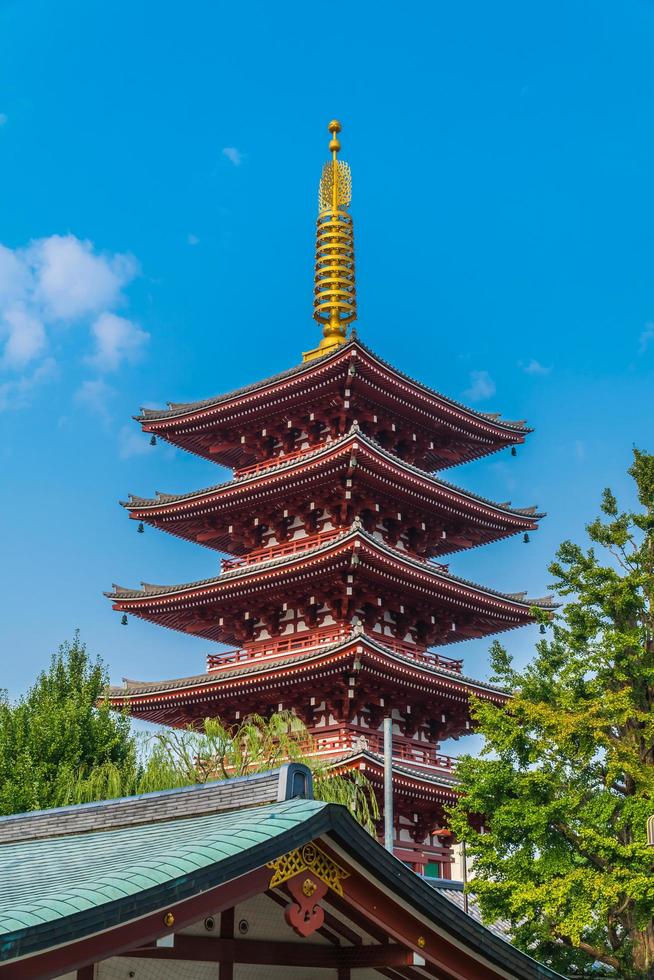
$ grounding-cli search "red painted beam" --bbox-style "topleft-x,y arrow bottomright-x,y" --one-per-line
120,937 -> 414,968
220,907 -> 234,980
197,529 -> 223,542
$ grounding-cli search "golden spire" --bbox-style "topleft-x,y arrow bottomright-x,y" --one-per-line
303,120 -> 357,362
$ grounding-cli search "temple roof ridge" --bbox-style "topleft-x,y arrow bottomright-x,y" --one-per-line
106,522 -> 555,609
138,342 -> 340,419
330,747 -> 460,789
121,424 -> 544,520
137,338 -> 531,434
354,340 -> 530,430
139,581 -> 170,594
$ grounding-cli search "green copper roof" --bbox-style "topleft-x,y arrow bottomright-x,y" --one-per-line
0,797 -> 325,938
0,775 -> 566,980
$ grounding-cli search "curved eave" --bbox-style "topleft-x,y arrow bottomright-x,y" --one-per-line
136,340 -> 530,454
122,428 -> 543,556
107,525 -> 554,616
107,633 -> 508,705
329,750 -> 460,796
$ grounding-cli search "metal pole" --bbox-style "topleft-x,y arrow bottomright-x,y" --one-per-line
383,715 -> 393,853
461,839 -> 469,914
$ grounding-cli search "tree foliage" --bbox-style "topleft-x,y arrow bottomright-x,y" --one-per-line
449,450 -> 654,978
0,638 -> 379,834
0,632 -> 135,814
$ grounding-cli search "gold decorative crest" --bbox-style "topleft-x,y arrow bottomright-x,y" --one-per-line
267,842 -> 350,896
319,160 -> 352,213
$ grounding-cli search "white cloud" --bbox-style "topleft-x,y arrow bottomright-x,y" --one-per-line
2,307 -> 45,367
222,146 -> 242,166
463,370 -> 496,402
0,114 -> 7,126
74,378 -> 114,419
118,423 -> 152,459
0,233 -> 144,411
0,244 -> 30,307
87,312 -> 149,372
639,322 -> 654,354
0,358 -> 57,411
520,358 -> 551,376
28,235 -> 138,320
187,233 -> 200,246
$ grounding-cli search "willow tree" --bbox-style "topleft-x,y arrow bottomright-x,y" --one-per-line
449,450 -> 654,979
67,712 -> 379,834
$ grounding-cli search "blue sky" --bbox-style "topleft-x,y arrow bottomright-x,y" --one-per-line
1,0 -> 653,715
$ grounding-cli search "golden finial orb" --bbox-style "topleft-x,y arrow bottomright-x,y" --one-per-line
328,120 -> 342,154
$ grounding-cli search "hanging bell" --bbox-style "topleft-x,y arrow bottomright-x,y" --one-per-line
137,522 -> 145,534
539,624 -> 546,635
511,447 -> 517,457
120,614 -> 128,626
523,533 -> 530,543
150,435 -> 157,446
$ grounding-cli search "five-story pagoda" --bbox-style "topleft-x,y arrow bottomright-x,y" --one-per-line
107,121 -> 550,876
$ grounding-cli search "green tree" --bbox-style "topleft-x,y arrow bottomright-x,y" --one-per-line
449,450 -> 654,978
0,632 -> 136,814
0,636 -> 378,832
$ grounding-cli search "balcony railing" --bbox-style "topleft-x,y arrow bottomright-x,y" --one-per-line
221,530 -> 451,576
371,634 -> 463,672
206,625 -> 351,670
309,725 -> 458,773
234,442 -> 324,479
221,528 -> 343,571
206,625 -> 464,674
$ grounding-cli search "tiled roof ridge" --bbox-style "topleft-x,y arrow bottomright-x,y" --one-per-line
0,768 -> 311,846
328,748 -> 460,789
354,339 -> 529,431
121,428 -> 360,507
138,342 -> 340,420
121,423 -> 544,520
107,631 -> 508,697
107,523 -> 555,609
138,338 -> 530,433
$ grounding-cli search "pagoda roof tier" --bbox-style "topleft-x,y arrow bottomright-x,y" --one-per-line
330,751 -> 460,836
332,749 -> 460,796
123,425 -> 543,558
137,339 -> 530,470
107,524 -> 553,647
106,631 -> 506,729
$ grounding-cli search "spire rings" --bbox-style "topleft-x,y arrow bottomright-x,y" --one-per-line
303,120 -> 357,360
313,210 -> 356,329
